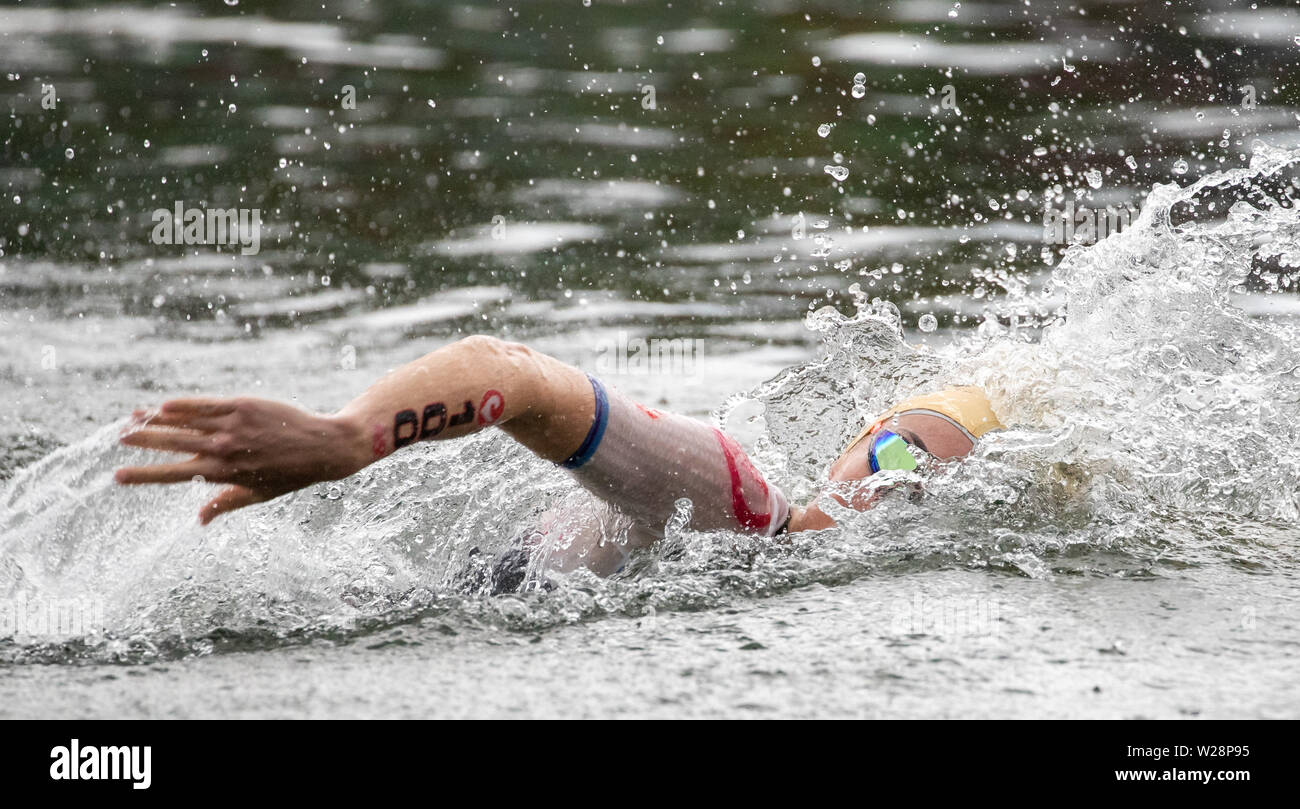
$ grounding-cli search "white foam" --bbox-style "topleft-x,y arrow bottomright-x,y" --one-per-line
512,121 -> 680,150
511,179 -> 685,213
425,222 -> 603,257
820,32 -> 1063,74
659,28 -> 734,54
667,221 -> 1043,263
1192,8 -> 1300,46
234,289 -> 365,319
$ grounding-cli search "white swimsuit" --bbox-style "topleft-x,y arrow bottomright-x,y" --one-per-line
561,375 -> 790,539
476,376 -> 791,592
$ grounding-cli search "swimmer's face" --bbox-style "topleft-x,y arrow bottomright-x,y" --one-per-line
829,412 -> 976,484
789,412 -> 980,532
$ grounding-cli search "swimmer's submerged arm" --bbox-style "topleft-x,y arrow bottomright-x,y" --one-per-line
117,336 -> 594,524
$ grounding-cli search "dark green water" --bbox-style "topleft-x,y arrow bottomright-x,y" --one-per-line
5,0 -> 1297,337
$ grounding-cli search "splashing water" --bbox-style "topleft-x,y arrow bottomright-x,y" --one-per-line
4,144 -> 1300,663
740,142 -> 1300,577
742,140 -> 1300,562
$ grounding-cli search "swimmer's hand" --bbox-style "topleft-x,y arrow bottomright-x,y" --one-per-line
115,397 -> 368,525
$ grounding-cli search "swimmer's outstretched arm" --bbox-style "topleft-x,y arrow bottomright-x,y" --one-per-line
117,336 -> 596,524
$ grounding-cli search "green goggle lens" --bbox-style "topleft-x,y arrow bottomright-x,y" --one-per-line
869,431 -> 918,474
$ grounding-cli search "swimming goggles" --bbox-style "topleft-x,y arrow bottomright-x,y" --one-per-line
867,430 -> 919,474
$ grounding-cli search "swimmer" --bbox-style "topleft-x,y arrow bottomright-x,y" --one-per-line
115,335 -> 1001,586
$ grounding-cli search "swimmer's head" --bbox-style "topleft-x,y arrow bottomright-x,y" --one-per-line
829,412 -> 975,484
787,388 -> 1001,531
787,417 -> 956,530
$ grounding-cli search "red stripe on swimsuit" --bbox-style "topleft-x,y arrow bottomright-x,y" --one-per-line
712,428 -> 772,533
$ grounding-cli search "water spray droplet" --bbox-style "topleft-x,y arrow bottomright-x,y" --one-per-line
824,165 -> 849,181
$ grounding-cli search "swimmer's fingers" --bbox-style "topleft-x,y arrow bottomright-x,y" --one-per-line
129,398 -> 238,431
199,485 -> 267,525
119,427 -> 222,455
114,459 -> 218,486
158,397 -> 240,417
129,409 -> 225,433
